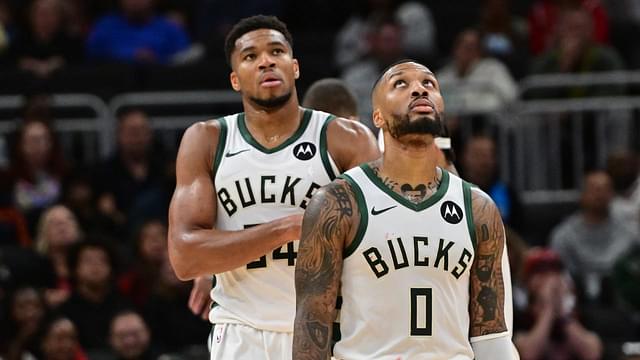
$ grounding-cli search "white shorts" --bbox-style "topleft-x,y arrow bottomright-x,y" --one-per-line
209,323 -> 293,360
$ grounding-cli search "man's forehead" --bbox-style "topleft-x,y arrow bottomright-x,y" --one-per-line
235,29 -> 288,51
385,62 -> 433,80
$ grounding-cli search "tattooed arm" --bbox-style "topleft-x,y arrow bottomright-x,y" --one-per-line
468,188 -> 518,359
293,180 -> 359,360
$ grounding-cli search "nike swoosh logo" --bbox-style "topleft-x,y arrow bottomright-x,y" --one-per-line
225,149 -> 250,158
371,205 -> 397,216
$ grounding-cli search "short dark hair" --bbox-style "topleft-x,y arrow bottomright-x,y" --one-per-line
67,238 -> 117,286
224,15 -> 294,68
302,78 -> 358,118
372,58 -> 422,93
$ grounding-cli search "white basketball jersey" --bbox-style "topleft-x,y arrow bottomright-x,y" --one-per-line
334,165 -> 477,360
210,109 -> 340,332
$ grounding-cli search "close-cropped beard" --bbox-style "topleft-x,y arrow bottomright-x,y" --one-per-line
387,111 -> 443,139
249,92 -> 292,109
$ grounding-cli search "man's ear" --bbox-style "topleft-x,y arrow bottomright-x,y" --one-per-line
293,59 -> 300,79
230,72 -> 241,92
372,109 -> 385,129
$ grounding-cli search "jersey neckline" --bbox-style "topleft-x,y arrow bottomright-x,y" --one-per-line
237,108 -> 313,154
359,163 -> 450,212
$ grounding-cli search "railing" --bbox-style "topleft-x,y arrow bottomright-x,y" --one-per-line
0,94 -> 110,163
108,90 -> 242,154
0,71 -> 638,199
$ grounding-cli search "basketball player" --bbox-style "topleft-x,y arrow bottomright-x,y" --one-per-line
302,77 -> 458,175
167,15 -> 379,359
302,78 -> 359,121
292,60 -> 517,359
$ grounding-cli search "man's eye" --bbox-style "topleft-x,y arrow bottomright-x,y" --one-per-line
244,54 -> 256,61
424,80 -> 435,87
394,79 -> 406,88
272,48 -> 284,55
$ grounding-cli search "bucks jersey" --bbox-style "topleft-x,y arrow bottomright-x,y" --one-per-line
334,164 -> 477,360
210,108 -> 340,333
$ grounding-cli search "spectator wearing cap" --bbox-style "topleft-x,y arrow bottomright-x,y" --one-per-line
514,248 -> 602,360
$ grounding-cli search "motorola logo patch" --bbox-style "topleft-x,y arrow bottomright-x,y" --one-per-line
293,142 -> 316,160
440,201 -> 463,224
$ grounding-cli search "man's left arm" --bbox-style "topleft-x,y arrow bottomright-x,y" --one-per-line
469,188 -> 519,360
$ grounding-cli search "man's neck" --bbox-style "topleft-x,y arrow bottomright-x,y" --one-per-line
242,96 -> 302,149
374,136 -> 441,203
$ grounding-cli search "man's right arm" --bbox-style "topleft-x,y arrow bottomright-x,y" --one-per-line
168,121 -> 301,280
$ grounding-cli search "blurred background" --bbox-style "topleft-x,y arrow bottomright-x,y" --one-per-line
0,0 -> 639,359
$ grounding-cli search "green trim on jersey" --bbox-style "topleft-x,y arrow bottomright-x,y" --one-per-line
320,114 -> 337,180
237,108 -> 313,154
341,174 -> 369,258
360,164 -> 450,212
462,181 -> 477,251
212,117 -> 228,176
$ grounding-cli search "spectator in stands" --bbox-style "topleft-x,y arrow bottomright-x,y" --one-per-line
144,257 -> 210,353
109,310 -> 158,360
341,19 -> 405,129
62,171 -> 122,239
93,109 -> 170,238
437,28 -> 518,113
335,0 -> 436,70
35,205 -> 82,308
0,286 -> 47,359
607,151 -> 640,236
460,135 -> 523,231
550,170 -> 639,303
530,6 -> 624,98
302,78 -> 359,121
514,248 -> 603,360
60,240 -> 129,353
528,0 -> 610,55
478,0 -> 529,78
118,219 -> 166,309
11,0 -> 83,78
36,315 -> 87,360
5,118 -> 67,234
86,0 -> 190,64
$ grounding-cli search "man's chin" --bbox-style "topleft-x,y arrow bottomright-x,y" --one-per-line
250,92 -> 292,109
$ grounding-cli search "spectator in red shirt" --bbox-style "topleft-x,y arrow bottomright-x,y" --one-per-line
528,0 -> 609,55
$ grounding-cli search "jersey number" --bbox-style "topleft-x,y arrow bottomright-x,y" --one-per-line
410,288 -> 432,336
245,224 -> 297,269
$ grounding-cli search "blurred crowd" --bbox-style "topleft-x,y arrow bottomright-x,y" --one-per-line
0,0 -> 640,359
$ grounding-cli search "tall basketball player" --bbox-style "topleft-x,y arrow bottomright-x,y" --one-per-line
167,16 -> 379,359
293,60 -> 518,359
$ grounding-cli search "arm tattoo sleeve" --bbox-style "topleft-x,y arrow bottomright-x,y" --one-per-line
469,190 -> 508,337
293,180 -> 358,359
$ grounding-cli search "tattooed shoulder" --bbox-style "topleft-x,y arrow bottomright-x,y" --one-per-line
469,187 -> 508,337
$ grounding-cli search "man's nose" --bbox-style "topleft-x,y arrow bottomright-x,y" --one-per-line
410,82 -> 429,97
258,53 -> 276,70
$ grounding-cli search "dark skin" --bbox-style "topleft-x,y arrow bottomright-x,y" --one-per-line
168,28 -> 380,281
293,62 -> 507,359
